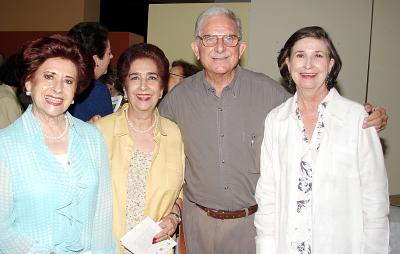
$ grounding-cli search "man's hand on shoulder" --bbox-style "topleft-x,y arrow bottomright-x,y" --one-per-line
363,103 -> 388,132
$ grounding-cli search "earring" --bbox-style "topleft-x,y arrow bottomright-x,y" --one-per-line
71,100 -> 75,105
26,91 -> 31,96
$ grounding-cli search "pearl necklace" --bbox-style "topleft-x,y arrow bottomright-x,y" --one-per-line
42,115 -> 69,140
125,110 -> 157,134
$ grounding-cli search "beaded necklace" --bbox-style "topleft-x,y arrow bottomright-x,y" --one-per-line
125,110 -> 157,134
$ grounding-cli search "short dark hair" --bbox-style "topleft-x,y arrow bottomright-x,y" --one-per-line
18,34 -> 90,95
68,22 -> 109,80
171,59 -> 201,78
117,43 -> 169,91
277,26 -> 342,91
67,22 -> 109,59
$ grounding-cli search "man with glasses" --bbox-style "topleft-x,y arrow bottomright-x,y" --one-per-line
159,6 -> 387,254
160,7 -> 288,253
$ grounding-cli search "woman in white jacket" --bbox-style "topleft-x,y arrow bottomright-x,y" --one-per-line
254,26 -> 389,254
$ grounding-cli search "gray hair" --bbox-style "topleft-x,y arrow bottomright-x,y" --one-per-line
194,6 -> 243,39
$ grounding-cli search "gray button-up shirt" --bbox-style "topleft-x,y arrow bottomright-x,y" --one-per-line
159,66 -> 290,210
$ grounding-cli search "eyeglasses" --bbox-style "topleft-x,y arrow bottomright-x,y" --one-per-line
197,34 -> 241,47
169,72 -> 185,78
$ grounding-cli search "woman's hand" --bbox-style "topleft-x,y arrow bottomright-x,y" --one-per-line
87,114 -> 102,124
152,199 -> 182,244
152,213 -> 180,244
363,103 -> 388,132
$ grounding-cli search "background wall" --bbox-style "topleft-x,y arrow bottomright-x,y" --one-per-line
248,0 -> 371,103
0,0 -> 100,31
0,0 -> 143,66
367,0 -> 400,195
147,3 -> 250,68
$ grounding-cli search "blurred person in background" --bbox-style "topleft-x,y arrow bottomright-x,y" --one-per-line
0,52 -> 5,67
99,66 -> 123,112
167,59 -> 200,92
68,22 -> 114,122
0,53 -> 23,128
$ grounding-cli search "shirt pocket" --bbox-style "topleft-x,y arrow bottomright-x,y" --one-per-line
330,144 -> 359,179
242,132 -> 263,174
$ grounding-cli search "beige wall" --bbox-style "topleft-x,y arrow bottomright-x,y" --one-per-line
249,0 -> 399,194
368,0 -> 400,195
0,0 -> 99,31
248,0 -> 371,103
147,3 -> 250,68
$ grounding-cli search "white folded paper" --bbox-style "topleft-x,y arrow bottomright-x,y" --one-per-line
121,217 -> 176,254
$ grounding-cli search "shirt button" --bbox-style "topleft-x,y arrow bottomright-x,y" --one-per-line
224,186 -> 229,190
220,133 -> 224,137
218,108 -> 223,111
222,160 -> 225,164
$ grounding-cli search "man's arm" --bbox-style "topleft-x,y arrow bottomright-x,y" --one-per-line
158,92 -> 177,122
363,103 -> 388,132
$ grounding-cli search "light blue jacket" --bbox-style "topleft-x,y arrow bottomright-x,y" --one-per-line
0,105 -> 116,254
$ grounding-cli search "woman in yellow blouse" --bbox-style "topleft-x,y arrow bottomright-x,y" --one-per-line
95,43 -> 184,254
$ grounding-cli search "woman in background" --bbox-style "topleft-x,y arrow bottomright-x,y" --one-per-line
0,34 -> 115,254
95,43 -> 184,254
0,53 -> 23,128
254,26 -> 389,254
67,22 -> 114,122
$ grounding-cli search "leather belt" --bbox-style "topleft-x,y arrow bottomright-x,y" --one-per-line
196,203 -> 258,220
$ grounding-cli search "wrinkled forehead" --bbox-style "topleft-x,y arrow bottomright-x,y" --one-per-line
199,14 -> 239,35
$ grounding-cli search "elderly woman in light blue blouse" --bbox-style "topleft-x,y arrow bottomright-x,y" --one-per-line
0,35 -> 116,254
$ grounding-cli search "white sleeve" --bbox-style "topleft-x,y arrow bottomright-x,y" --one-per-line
254,112 -> 277,254
358,112 -> 390,254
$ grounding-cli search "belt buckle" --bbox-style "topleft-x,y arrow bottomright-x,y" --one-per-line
244,207 -> 249,217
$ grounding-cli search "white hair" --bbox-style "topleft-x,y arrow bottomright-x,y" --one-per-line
194,6 -> 243,39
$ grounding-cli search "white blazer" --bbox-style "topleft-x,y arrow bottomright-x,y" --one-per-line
254,88 -> 389,254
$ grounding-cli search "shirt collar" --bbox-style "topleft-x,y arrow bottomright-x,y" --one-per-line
280,88 -> 337,121
202,66 -> 240,97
